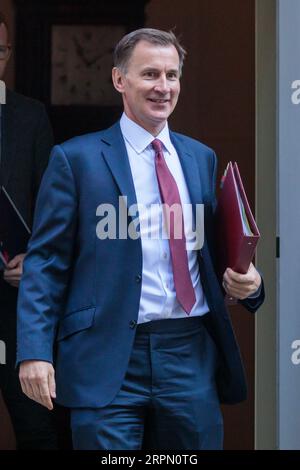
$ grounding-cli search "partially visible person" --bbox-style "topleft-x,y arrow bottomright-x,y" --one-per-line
0,11 -> 58,449
0,390 -> 15,449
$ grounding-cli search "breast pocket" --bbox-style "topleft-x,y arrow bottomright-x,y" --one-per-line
57,307 -> 96,341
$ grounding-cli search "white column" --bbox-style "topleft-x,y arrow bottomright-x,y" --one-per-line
278,0 -> 300,450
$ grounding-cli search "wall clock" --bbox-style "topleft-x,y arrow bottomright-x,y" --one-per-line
51,24 -> 126,106
15,0 -> 149,141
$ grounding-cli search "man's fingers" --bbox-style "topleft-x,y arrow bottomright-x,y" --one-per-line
38,381 -> 53,410
224,268 -> 255,285
21,377 -> 53,410
222,280 -> 231,293
29,380 -> 40,402
8,282 -> 19,288
6,253 -> 25,269
4,254 -> 25,286
48,370 -> 56,399
223,281 -> 237,299
4,268 -> 22,287
23,379 -> 46,409
19,361 -> 55,410
20,376 -> 33,400
6,259 -> 20,269
223,281 -> 244,299
223,282 -> 256,300
4,268 -> 21,277
3,274 -> 20,282
3,277 -> 20,288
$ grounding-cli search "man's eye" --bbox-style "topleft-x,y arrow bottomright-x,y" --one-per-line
144,72 -> 155,78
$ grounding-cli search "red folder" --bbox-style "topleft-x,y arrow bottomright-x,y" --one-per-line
215,162 -> 260,301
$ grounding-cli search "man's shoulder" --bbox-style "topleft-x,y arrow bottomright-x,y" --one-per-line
6,89 -> 45,113
171,131 -> 215,157
59,129 -> 108,153
59,122 -> 120,155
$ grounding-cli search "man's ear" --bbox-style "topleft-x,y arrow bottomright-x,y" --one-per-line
7,44 -> 12,61
112,67 -> 125,93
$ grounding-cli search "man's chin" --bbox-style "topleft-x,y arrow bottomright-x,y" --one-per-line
147,110 -> 171,123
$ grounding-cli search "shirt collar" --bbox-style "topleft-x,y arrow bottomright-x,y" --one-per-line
120,112 -> 173,155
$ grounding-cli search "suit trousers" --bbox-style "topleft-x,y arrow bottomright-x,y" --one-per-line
70,315 -> 223,450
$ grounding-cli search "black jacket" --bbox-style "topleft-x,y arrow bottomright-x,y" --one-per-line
0,89 -> 53,301
1,89 -> 53,227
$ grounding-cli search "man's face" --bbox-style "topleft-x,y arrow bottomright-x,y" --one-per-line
113,40 -> 181,135
0,22 -> 11,80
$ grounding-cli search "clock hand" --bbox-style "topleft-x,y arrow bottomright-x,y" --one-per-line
85,47 -> 114,67
72,36 -> 90,66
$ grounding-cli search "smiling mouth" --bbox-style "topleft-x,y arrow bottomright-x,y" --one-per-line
148,98 -> 169,104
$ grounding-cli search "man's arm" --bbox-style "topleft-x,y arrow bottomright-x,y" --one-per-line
17,145 -> 77,408
3,103 -> 54,288
32,103 -> 54,200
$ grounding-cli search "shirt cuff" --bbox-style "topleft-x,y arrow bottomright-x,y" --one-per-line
247,283 -> 262,299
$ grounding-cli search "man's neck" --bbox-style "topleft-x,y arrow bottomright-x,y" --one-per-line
123,112 -> 167,138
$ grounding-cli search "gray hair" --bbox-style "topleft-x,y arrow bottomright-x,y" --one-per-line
114,28 -> 186,75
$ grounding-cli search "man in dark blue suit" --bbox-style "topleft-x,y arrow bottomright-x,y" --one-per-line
17,28 -> 264,450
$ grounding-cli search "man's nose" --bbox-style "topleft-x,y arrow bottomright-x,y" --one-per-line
154,75 -> 170,93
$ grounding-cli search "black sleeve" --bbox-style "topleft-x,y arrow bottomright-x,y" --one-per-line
32,104 -> 54,204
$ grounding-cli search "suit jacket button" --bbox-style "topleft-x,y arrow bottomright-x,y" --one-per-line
129,320 -> 137,329
135,275 -> 142,283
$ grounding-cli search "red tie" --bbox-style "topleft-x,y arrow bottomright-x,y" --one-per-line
152,139 -> 196,314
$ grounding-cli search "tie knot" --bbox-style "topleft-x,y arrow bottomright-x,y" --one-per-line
152,139 -> 163,153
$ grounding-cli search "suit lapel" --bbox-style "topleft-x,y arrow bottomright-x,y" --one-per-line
1,91 -> 18,188
99,124 -> 204,222
170,131 -> 203,208
100,122 -> 138,217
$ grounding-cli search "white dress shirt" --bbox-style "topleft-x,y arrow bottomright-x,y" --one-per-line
120,113 -> 209,324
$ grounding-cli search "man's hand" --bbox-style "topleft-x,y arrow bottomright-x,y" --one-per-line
3,253 -> 26,288
222,262 -> 261,300
19,360 -> 56,410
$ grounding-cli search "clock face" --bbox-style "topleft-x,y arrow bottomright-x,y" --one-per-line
51,24 -> 125,105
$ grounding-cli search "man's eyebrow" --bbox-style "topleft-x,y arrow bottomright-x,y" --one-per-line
141,67 -> 179,73
141,67 -> 159,72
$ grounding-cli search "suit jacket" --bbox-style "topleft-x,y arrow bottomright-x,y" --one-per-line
16,122 -> 264,407
0,90 -> 53,305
